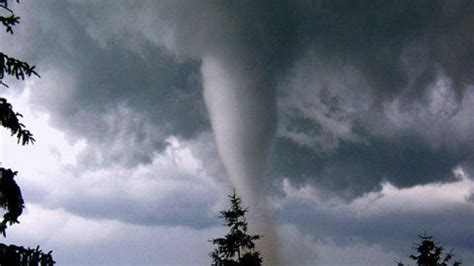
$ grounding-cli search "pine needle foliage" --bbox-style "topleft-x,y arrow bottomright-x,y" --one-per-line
0,168 -> 24,236
0,0 -> 36,236
398,234 -> 462,266
209,190 -> 263,266
0,1 -> 54,264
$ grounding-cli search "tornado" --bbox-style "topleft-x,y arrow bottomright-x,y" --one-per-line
149,2 -> 293,263
201,54 -> 280,265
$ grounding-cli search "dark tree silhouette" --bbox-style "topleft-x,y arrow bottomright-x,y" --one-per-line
0,243 -> 54,265
398,234 -> 462,266
0,168 -> 24,235
0,1 -> 54,265
0,0 -> 36,237
209,190 -> 263,266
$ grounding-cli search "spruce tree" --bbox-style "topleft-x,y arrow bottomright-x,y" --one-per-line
398,234 -> 462,266
209,190 -> 263,266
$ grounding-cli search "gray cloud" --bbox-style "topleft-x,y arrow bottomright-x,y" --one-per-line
6,206 -> 222,266
70,1 -> 474,198
274,181 -> 474,264
18,132 -> 226,229
10,0 -> 474,199
271,135 -> 467,199
271,0 -> 474,198
467,191 -> 474,203
6,1 -> 209,168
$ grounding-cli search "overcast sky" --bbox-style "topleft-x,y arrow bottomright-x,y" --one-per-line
1,1 -> 474,265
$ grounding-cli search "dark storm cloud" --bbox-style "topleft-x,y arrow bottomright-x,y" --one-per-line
8,1 -> 209,167
271,0 -> 474,198
271,136 -> 467,199
123,0 -> 474,198
292,0 -> 474,97
10,0 -> 474,197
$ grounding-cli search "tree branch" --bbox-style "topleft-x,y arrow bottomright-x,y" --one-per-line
0,167 -> 24,236
0,97 -> 35,145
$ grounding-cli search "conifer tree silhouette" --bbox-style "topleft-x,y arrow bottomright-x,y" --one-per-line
209,190 -> 263,266
398,234 -> 462,266
0,1 -> 54,265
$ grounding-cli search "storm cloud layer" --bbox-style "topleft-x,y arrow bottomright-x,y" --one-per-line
27,0 -> 474,199
272,0 -> 474,198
